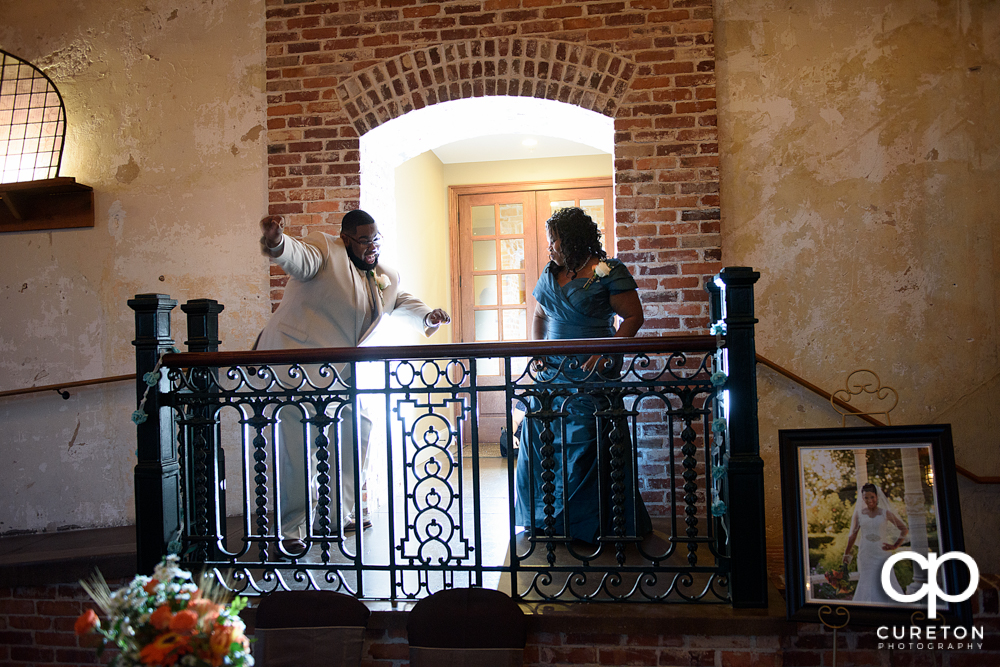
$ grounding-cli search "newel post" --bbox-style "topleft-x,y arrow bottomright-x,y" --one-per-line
182,299 -> 224,353
180,299 -> 226,559
129,293 -> 180,575
717,267 -> 768,608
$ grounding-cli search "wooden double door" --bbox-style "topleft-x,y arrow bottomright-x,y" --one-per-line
448,178 -> 614,442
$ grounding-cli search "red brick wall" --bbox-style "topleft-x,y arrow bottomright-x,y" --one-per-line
3,577 -> 998,667
264,0 -> 721,331
0,582 -> 121,666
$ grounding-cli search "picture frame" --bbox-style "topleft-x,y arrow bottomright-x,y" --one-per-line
779,425 -> 972,625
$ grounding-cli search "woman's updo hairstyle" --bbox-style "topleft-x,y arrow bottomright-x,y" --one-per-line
861,482 -> 878,495
546,207 -> 607,273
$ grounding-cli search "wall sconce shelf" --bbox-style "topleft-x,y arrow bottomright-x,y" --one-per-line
0,177 -> 94,233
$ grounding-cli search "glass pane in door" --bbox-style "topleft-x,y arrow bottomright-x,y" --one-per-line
473,240 -> 497,271
474,310 -> 498,341
478,358 -> 500,376
498,203 -> 524,235
471,205 -> 496,236
500,239 -> 524,270
549,200 -> 574,214
474,275 -> 498,306
501,274 -> 525,305
502,309 -> 526,340
581,198 -> 604,228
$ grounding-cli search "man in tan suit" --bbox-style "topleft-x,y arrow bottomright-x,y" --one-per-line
258,210 -> 450,553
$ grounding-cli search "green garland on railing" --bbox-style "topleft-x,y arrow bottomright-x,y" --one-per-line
710,370 -> 729,517
131,347 -> 179,425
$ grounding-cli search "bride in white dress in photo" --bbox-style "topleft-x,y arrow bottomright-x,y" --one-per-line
842,482 -> 910,603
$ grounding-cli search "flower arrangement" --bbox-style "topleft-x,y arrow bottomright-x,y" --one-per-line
822,568 -> 855,598
582,260 -> 612,290
74,555 -> 253,667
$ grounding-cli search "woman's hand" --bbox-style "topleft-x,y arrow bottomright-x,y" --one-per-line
842,553 -> 852,564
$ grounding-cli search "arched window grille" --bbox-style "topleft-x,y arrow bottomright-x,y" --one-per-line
1,50 -> 67,184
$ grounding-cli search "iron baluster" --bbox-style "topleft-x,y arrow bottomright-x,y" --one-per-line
603,389 -> 629,566
309,404 -> 335,562
243,404 -> 273,563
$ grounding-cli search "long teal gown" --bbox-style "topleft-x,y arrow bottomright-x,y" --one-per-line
514,259 -> 652,543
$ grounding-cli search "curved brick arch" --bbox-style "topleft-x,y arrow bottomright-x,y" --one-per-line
266,4 -> 722,333
335,38 -> 636,136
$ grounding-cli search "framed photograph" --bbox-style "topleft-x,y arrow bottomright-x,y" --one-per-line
779,425 -> 972,625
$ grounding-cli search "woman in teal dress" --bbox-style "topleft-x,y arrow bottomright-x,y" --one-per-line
514,207 -> 652,543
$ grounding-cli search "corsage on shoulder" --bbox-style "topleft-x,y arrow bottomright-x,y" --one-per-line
582,260 -> 613,290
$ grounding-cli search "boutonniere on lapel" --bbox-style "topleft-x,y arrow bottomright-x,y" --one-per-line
369,270 -> 391,305
582,260 -> 612,290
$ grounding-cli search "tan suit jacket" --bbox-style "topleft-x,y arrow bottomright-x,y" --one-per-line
257,231 -> 434,351
255,231 -> 432,534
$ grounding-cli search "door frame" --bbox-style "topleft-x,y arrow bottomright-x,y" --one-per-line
447,176 -> 614,338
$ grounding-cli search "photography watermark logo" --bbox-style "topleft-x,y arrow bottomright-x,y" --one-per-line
876,551 -> 984,651
883,551 -> 979,619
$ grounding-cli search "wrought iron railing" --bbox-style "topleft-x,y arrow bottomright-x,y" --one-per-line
129,267 -> 766,606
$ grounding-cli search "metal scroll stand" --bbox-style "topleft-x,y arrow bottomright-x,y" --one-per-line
830,369 -> 898,427
820,370 -> 899,667
818,605 -> 850,666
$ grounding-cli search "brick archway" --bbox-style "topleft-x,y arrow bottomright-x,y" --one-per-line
265,3 -> 721,332
335,38 -> 636,136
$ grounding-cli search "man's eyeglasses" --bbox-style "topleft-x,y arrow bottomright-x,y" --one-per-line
343,232 -> 383,248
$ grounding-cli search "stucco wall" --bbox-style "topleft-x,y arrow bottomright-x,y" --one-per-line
0,0 -> 268,534
715,0 -> 1000,570
385,149 -> 451,348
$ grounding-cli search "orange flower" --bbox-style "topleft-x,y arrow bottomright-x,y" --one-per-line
186,597 -> 219,617
143,578 -> 160,594
208,623 -> 246,666
74,609 -> 100,636
149,604 -> 173,630
200,609 -> 220,632
185,597 -> 223,633
138,631 -> 190,665
168,609 -> 199,635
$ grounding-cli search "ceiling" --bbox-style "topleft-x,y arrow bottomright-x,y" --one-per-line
430,133 -> 609,164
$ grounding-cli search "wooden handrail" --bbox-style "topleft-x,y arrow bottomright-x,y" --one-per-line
756,353 -> 999,485
6,349 -> 992,485
164,335 -> 719,368
0,373 -> 135,400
